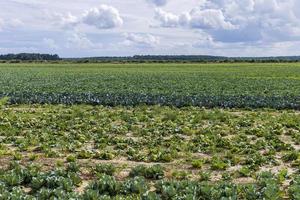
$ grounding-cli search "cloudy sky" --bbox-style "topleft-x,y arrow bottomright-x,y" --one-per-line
0,0 -> 300,57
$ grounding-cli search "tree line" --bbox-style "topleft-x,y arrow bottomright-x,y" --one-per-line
68,55 -> 300,63
0,53 -> 60,61
1,53 -> 300,63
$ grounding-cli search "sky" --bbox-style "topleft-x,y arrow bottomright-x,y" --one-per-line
0,0 -> 300,57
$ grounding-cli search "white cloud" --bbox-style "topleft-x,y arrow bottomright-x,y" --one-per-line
0,18 -> 4,31
0,47 -> 38,54
0,18 -> 24,31
192,33 -> 220,48
155,8 -> 179,27
155,8 -> 235,30
43,38 -> 59,50
154,0 -> 300,45
56,13 -> 79,28
147,0 -> 167,6
51,5 -> 123,30
123,33 -> 160,48
82,5 -> 123,29
1,0 -> 300,57
67,32 -> 94,49
9,19 -> 24,27
188,8 -> 235,29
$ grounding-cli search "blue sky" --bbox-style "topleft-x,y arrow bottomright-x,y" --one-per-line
0,0 -> 300,57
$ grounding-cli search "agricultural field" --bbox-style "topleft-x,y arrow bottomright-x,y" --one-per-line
0,63 -> 299,199
0,63 -> 299,109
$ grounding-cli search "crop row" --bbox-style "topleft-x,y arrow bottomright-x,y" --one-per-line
0,104 -> 300,189
0,63 -> 299,109
1,161 -> 300,199
1,92 -> 299,109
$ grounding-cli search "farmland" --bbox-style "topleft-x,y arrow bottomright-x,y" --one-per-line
0,63 -> 300,199
0,63 -> 299,109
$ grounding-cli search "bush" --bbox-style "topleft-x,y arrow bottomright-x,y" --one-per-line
257,171 -> 282,200
211,156 -> 228,170
94,151 -> 116,160
66,162 -> 80,173
66,154 -> 77,162
238,167 -> 252,177
282,151 -> 299,162
89,174 -> 120,196
121,176 -> 148,194
289,176 -> 300,199
191,159 -> 204,169
76,150 -> 93,159
130,165 -> 164,180
0,97 -> 9,107
199,171 -> 211,181
172,170 -> 189,180
94,164 -> 116,176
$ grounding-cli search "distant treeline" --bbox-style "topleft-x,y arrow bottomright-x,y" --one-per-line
1,53 -> 300,63
67,55 -> 300,63
0,53 -> 60,61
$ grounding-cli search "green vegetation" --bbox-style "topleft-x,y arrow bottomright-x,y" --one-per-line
0,53 -> 60,61
0,104 -> 299,198
2,161 -> 299,199
0,63 -> 299,109
0,62 -> 299,198
129,165 -> 164,180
